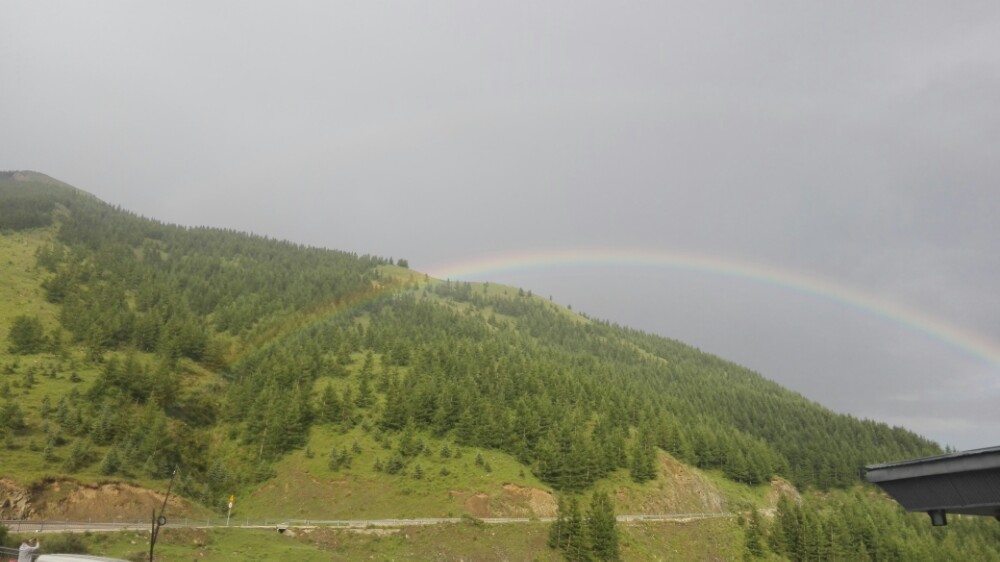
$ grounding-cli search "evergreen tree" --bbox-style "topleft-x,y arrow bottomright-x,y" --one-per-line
587,491 -> 620,562
328,447 -> 351,471
564,497 -> 589,562
629,436 -> 657,483
550,496 -> 589,561
548,496 -> 568,549
43,440 -> 58,463
317,384 -> 342,424
770,495 -> 799,558
1,401 -> 26,430
7,315 -> 47,354
356,368 -> 374,408
385,453 -> 405,475
99,446 -> 122,475
399,424 -> 419,457
743,508 -> 765,559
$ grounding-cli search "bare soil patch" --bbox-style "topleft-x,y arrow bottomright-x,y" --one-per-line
497,483 -> 557,517
464,493 -> 491,517
21,479 -> 202,521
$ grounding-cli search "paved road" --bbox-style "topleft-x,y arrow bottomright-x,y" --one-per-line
2,512 -> 731,534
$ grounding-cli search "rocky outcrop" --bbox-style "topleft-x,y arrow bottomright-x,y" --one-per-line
0,478 -> 33,519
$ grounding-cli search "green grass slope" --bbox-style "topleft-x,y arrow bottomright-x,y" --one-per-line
4,520 -> 745,562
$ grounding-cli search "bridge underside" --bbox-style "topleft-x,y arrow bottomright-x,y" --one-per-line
866,446 -> 1000,525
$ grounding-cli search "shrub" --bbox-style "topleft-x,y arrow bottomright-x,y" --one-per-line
43,532 -> 89,554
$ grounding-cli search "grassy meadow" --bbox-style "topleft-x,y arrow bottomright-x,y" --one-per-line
5,517 -> 745,562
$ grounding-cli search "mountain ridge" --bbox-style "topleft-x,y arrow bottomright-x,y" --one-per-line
0,171 -> 939,494
6,172 -> 997,560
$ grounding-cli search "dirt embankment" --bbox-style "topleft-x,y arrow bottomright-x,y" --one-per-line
449,483 -> 557,518
0,478 -> 203,521
498,483 -> 558,517
759,476 -> 802,517
617,454 -> 727,514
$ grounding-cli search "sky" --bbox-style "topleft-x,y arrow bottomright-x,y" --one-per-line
3,1 -> 999,452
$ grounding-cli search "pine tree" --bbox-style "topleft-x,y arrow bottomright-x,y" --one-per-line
356,368 -> 374,408
7,315 -> 47,354
800,504 -> 824,561
339,386 -> 356,427
587,491 -> 620,562
743,508 -> 765,559
0,401 -> 26,430
564,497 -> 589,562
629,439 -> 656,483
551,495 -> 591,561
43,440 -> 58,463
399,424 -> 419,457
385,453 -> 405,475
770,495 -> 797,557
65,439 -> 92,472
549,496 -> 568,549
91,402 -> 118,445
100,446 -> 122,475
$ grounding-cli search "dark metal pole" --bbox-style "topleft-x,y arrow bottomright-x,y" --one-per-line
149,466 -> 178,562
148,508 -> 156,562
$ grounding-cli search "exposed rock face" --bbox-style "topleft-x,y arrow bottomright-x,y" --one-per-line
1,478 -> 199,521
0,478 -> 33,519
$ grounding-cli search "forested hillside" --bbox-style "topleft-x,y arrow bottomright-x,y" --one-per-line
3,171 -> 998,560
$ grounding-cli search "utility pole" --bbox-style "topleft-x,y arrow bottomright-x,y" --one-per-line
149,466 -> 178,562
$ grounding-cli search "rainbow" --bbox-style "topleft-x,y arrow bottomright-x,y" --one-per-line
427,247 -> 1000,370
235,275 -> 425,358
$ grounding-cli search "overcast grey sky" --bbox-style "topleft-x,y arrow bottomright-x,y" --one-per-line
3,1 -> 999,452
